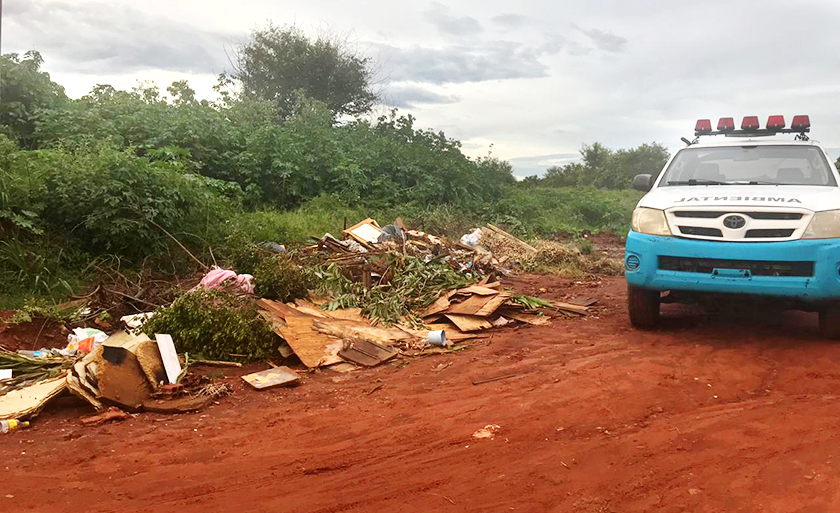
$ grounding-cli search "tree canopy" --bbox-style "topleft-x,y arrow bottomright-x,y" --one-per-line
228,24 -> 378,119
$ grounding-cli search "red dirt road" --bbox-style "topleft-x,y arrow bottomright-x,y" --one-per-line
4,275 -> 840,512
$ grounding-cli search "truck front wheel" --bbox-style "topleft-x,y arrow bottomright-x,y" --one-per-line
819,304 -> 840,338
628,285 -> 660,328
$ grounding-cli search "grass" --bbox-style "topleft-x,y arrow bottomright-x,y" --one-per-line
1,187 -> 639,310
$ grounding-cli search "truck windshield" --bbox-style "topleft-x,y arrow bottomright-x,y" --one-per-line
660,145 -> 836,186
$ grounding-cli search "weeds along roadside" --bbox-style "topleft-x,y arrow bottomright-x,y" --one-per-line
1,187 -> 634,310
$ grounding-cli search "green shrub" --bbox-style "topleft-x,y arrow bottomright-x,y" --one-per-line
142,288 -> 278,360
253,255 -> 315,301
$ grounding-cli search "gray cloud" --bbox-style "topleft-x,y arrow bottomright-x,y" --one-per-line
376,41 -> 548,84
385,83 -> 459,108
490,14 -> 530,28
577,27 -> 627,53
424,2 -> 482,36
5,1 -> 239,75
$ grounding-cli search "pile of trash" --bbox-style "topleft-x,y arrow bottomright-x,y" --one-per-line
0,327 -> 234,425
0,217 -> 592,431
309,219 -> 538,277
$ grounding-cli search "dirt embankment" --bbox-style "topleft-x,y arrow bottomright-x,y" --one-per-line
3,275 -> 840,512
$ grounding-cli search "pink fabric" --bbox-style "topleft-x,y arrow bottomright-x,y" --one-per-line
190,268 -> 255,294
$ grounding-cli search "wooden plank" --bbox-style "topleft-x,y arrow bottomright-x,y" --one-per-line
552,301 -> 589,315
241,366 -> 301,389
0,376 -> 67,420
457,285 -> 501,296
474,293 -> 512,317
258,299 -> 302,320
420,289 -> 458,317
505,312 -> 551,326
339,340 -> 397,367
343,218 -> 382,245
327,307 -> 367,322
485,223 -> 538,253
444,314 -> 493,332
311,318 -> 413,346
292,299 -> 329,318
567,296 -> 599,307
283,314 -> 344,368
444,293 -> 500,316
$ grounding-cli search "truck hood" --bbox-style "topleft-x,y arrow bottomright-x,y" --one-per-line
638,185 -> 840,212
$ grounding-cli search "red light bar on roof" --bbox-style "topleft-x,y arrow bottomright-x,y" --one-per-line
717,117 -> 735,132
741,116 -> 760,130
791,115 -> 811,131
766,115 -> 785,130
695,119 -> 712,134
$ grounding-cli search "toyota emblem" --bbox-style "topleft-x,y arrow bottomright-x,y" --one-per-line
723,215 -> 746,229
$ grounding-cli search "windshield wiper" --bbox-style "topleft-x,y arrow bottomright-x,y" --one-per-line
746,180 -> 782,185
667,179 -> 728,185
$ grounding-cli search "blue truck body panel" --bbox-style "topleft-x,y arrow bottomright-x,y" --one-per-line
624,232 -> 840,301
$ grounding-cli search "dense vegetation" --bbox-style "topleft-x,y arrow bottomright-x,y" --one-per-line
0,26 -> 659,308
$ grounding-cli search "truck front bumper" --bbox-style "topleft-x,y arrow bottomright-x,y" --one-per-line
624,232 -> 840,301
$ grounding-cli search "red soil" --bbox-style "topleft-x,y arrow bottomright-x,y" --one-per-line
3,275 -> 840,512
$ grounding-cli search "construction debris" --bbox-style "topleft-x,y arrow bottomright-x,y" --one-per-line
0,375 -> 67,420
80,407 -> 129,426
241,366 -> 301,389
338,340 -> 397,367
0,215 -> 595,428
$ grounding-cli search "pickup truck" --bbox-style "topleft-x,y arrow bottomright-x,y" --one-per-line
625,115 -> 840,336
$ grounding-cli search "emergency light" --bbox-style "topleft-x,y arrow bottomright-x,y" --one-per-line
717,117 -> 735,132
741,116 -> 760,130
766,115 -> 785,130
691,114 -> 810,139
694,119 -> 712,134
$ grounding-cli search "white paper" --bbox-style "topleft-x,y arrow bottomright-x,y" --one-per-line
0,369 -> 12,380
154,334 -> 182,384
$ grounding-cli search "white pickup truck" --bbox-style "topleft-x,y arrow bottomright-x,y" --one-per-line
625,115 -> 840,335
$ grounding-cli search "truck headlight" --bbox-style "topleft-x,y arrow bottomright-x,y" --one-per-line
802,210 -> 840,239
632,207 -> 672,236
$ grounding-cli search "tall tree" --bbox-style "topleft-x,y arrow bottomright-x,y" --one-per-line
228,24 -> 378,119
0,51 -> 67,147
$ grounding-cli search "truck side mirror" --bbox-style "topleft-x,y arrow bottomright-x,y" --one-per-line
632,174 -> 653,192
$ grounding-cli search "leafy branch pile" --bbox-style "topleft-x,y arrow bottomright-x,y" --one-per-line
142,288 -> 279,360
313,255 -> 474,326
0,350 -> 72,396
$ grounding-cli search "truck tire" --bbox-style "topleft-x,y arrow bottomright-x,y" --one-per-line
819,304 -> 840,339
628,285 -> 660,328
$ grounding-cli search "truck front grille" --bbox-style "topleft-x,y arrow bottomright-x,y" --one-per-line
658,256 -> 814,277
678,226 -> 723,237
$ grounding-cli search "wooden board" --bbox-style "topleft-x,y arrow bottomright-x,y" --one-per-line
241,366 -> 301,389
567,296 -> 599,307
283,314 -> 344,368
505,312 -> 551,326
457,285 -> 501,296
420,290 -> 457,317
338,340 -> 397,367
0,375 -> 67,420
258,299 -> 302,320
444,314 -> 493,332
551,301 -> 589,315
485,223 -> 537,253
327,307 -> 367,322
311,318 -> 414,346
292,299 -> 329,318
444,293 -> 500,316
474,293 -> 512,317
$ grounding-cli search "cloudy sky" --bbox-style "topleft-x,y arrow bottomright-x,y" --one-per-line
8,0 -> 840,177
